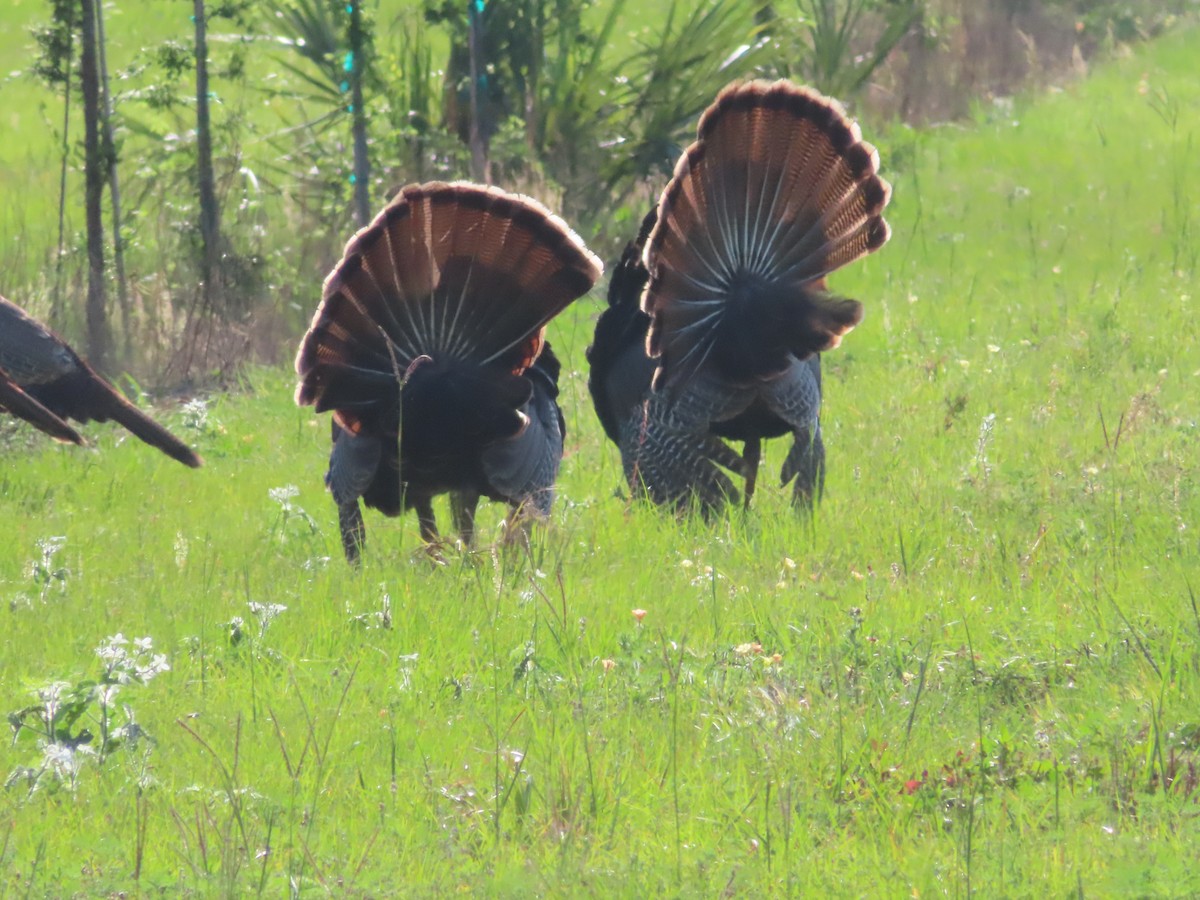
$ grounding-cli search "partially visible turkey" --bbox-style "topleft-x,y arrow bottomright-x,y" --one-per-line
0,294 -> 202,467
588,80 -> 891,511
295,182 -> 602,563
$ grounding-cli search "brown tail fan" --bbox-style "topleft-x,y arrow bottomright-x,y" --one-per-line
295,181 -> 603,427
642,80 -> 891,392
295,182 -> 601,560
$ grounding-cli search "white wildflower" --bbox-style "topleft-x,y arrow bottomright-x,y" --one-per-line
248,602 -> 287,637
40,741 -> 95,790
37,681 -> 73,724
269,485 -> 300,510
181,398 -> 209,430
94,683 -> 121,709
96,634 -> 169,685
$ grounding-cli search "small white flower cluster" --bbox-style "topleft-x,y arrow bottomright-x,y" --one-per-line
35,535 -> 67,568
226,601 -> 289,649
687,562 -> 724,588
268,486 -> 318,537
181,397 -> 210,431
348,591 -> 391,630
28,536 -> 68,589
974,412 -> 997,479
268,485 -> 301,511
39,740 -> 95,791
93,682 -> 121,711
95,633 -> 171,685
35,680 -> 73,725
248,601 -> 288,633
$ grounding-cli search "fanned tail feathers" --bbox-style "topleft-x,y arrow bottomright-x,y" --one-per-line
643,80 -> 891,391
295,182 -> 602,429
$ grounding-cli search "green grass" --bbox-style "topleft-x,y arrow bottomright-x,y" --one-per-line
1,25 -> 1199,898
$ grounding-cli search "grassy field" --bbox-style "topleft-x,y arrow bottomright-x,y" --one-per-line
1,21 -> 1200,899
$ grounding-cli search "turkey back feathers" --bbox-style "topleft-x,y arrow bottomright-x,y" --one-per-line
586,209 -> 658,445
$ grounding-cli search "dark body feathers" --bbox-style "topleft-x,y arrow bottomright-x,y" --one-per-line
588,81 -> 889,510
0,294 -> 202,467
296,182 -> 601,562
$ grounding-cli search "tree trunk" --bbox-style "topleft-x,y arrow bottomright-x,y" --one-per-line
95,0 -> 131,356
347,0 -> 371,227
52,19 -> 73,328
466,0 -> 490,184
193,0 -> 221,307
525,0 -> 543,153
80,0 -> 110,370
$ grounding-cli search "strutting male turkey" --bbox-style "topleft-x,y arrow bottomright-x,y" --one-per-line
0,294 -> 202,467
295,182 -> 602,563
587,80 -> 891,511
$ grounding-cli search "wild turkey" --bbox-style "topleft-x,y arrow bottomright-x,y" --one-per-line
588,80 -> 890,511
295,181 -> 602,562
0,294 -> 202,467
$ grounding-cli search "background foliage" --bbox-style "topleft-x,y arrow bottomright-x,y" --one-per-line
0,0 -> 1191,379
